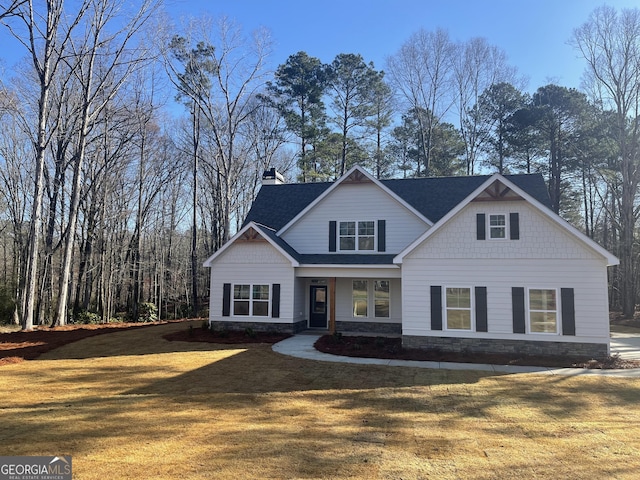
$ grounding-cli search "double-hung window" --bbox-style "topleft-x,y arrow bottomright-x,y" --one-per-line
445,287 -> 472,330
233,284 -> 269,316
528,288 -> 557,333
489,214 -> 506,239
339,221 -> 375,251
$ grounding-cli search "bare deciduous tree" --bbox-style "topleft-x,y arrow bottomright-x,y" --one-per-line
386,28 -> 455,176
572,6 -> 640,317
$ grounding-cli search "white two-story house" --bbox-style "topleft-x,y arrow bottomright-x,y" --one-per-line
204,165 -> 618,357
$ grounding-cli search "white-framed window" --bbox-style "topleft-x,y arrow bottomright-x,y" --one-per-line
352,279 -> 391,318
340,221 -> 375,251
233,284 -> 270,316
528,288 -> 557,333
445,287 -> 473,330
488,214 -> 507,239
352,280 -> 368,317
374,280 -> 390,318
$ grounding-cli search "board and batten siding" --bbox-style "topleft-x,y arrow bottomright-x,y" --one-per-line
208,242 -> 296,324
401,201 -> 611,345
281,182 -> 428,254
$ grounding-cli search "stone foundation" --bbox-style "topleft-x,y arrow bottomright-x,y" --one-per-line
402,335 -> 609,358
336,321 -> 402,335
209,319 -> 307,334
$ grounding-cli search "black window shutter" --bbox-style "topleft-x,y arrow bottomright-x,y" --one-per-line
561,288 -> 575,336
271,284 -> 281,318
512,287 -> 526,333
377,220 -> 386,252
430,286 -> 442,331
222,283 -> 231,317
477,213 -> 486,240
329,221 -> 337,252
475,286 -> 488,332
510,212 -> 520,240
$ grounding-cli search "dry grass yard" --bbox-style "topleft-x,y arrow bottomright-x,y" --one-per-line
1,321 -> 640,479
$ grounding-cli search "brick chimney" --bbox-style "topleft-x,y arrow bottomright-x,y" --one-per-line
262,167 -> 284,185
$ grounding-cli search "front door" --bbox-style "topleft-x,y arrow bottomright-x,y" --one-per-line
309,285 -> 328,328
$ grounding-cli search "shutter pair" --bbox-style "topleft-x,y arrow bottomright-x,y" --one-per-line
476,213 -> 519,240
222,284 -> 280,318
511,287 -> 575,335
430,286 -> 488,332
329,220 -> 386,252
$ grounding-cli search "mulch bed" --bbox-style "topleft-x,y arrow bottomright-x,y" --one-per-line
0,321 -> 180,366
314,334 -> 640,369
163,326 -> 291,344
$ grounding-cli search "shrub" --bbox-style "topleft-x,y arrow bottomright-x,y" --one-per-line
138,302 -> 158,322
76,310 -> 101,324
244,327 -> 257,338
0,285 -> 16,325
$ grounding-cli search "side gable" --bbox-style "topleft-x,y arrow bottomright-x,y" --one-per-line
394,174 -> 619,265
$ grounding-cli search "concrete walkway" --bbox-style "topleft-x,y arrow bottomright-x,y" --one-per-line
611,332 -> 640,360
272,333 -> 640,377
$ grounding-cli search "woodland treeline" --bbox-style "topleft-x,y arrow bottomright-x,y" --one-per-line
0,1 -> 638,328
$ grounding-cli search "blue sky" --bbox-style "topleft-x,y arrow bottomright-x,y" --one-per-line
1,0 -> 636,93
165,0 -> 638,93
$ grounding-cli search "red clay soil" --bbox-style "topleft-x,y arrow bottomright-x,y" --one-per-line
0,322 -> 176,366
314,334 -> 640,370
163,326 -> 291,344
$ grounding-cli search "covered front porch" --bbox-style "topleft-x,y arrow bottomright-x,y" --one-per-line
294,265 -> 402,335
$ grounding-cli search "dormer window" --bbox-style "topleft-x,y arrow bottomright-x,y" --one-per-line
339,221 -> 375,251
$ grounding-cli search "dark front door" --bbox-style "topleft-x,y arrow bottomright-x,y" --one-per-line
309,285 -> 328,328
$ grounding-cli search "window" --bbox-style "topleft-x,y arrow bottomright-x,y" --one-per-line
445,287 -> 472,330
340,222 -> 356,250
489,214 -> 506,239
233,284 -> 269,316
529,288 -> 557,333
340,221 -> 375,251
352,280 -> 368,317
374,280 -> 390,318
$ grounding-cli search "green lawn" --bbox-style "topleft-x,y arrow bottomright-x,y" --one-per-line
1,321 -> 639,479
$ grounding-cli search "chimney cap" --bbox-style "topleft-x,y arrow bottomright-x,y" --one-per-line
262,167 -> 284,185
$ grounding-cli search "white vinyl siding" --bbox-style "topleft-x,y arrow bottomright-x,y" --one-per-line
402,257 -> 609,345
281,182 -> 428,254
208,242 -> 295,325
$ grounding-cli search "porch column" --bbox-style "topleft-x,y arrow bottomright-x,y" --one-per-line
329,277 -> 336,333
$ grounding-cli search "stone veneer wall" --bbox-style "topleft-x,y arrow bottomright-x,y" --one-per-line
210,320 -> 307,334
402,335 -> 608,358
336,321 -> 402,335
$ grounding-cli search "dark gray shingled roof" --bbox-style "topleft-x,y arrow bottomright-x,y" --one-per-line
243,173 -> 552,231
